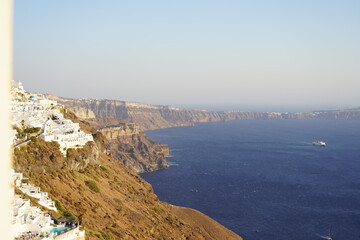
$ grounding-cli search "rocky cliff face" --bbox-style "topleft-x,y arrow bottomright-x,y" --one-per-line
99,123 -> 140,140
98,122 -> 168,172
59,108 -> 169,173
46,95 -> 360,131
65,141 -> 100,171
106,131 -> 169,173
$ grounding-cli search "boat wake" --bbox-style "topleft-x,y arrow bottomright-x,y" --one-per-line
316,230 -> 333,240
167,161 -> 179,167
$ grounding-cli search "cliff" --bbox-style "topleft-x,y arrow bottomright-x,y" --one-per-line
106,130 -> 169,173
45,95 -> 360,131
45,95 -> 274,130
13,112 -> 242,240
60,109 -> 169,173
99,123 -> 140,140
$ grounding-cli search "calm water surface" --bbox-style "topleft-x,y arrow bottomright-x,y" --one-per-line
142,120 -> 360,240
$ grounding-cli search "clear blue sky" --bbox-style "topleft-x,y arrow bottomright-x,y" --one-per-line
14,0 -> 360,111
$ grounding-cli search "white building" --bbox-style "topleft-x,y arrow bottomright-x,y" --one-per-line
11,169 -> 85,240
42,118 -> 93,150
11,99 -> 61,129
12,170 -> 57,211
12,195 -> 85,240
11,80 -> 26,96
11,81 -> 93,153
11,195 -> 53,238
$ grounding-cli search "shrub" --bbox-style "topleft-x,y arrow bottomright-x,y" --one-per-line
23,127 -> 41,134
85,180 -> 100,193
54,199 -> 73,217
99,165 -> 108,172
54,200 -> 63,211
113,198 -> 121,204
165,215 -> 175,223
100,232 -> 112,240
154,207 -> 165,215
63,210 -> 73,217
16,131 -> 25,138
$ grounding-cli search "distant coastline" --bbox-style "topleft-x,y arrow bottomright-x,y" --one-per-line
45,94 -> 360,131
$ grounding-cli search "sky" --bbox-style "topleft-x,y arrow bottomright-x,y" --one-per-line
14,0 -> 360,112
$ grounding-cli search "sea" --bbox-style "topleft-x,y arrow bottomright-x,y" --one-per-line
141,120 -> 360,240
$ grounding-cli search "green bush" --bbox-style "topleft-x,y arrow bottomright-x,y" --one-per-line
165,215 -> 175,223
63,210 -> 73,217
99,165 -> 108,172
54,200 -> 63,211
54,199 -> 73,217
85,180 -> 100,193
154,207 -> 165,215
100,232 -> 112,240
23,127 -> 41,134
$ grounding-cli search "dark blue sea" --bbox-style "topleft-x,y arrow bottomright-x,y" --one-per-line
141,120 -> 360,240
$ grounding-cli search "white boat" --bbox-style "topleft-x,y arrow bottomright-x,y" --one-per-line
312,141 -> 326,147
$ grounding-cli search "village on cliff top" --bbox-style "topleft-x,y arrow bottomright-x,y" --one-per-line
10,81 -> 92,240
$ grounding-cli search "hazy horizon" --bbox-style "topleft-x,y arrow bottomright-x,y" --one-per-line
14,1 -> 360,111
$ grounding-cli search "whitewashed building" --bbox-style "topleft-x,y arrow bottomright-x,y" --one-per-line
11,81 -> 93,153
12,170 -> 57,211
11,196 -> 53,238
11,170 -> 85,240
42,118 -> 93,150
11,195 -> 85,240
10,100 -> 61,129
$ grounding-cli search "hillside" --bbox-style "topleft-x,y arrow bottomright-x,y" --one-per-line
13,110 -> 242,240
45,95 -> 360,131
